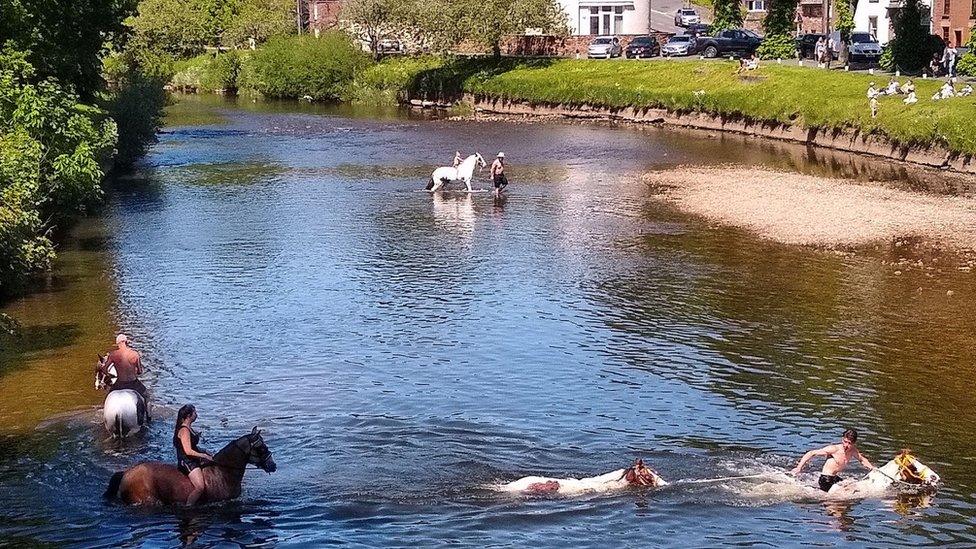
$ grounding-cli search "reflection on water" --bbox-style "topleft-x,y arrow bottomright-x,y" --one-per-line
1,97 -> 976,546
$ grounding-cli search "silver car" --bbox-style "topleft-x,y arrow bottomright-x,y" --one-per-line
588,36 -> 622,59
662,34 -> 695,56
674,8 -> 700,27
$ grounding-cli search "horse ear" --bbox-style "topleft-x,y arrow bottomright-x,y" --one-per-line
251,426 -> 261,438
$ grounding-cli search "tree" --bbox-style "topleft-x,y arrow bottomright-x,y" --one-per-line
833,0 -> 855,64
711,0 -> 744,32
340,0 -> 405,59
0,0 -> 137,99
223,0 -> 297,49
452,0 -> 568,57
757,0 -> 798,59
889,0 -> 927,72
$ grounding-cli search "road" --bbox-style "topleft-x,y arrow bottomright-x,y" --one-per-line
650,0 -> 712,33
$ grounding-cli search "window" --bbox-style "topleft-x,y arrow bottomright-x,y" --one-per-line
868,16 -> 878,37
588,5 -> 625,35
746,0 -> 765,12
944,0 -> 950,15
955,29 -> 963,47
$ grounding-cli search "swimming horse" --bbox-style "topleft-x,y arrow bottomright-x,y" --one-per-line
95,356 -> 148,438
104,427 -> 276,505
500,458 -> 667,495
826,450 -> 940,498
426,153 -> 486,192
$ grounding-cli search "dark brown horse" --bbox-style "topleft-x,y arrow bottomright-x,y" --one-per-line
104,427 -> 276,505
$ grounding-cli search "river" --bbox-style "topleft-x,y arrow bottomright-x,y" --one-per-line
1,95 -> 975,547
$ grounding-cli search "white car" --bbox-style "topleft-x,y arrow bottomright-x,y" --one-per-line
674,8 -> 700,27
587,36 -> 622,59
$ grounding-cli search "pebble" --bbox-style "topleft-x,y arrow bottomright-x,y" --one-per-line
894,270 -> 902,275
947,290 -> 955,296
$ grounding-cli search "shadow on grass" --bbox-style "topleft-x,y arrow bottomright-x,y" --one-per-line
407,57 -> 556,103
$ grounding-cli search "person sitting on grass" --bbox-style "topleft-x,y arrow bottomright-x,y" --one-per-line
736,53 -> 759,74
884,78 -> 900,95
900,79 -> 915,95
933,79 -> 955,100
904,91 -> 918,105
960,83 -> 973,97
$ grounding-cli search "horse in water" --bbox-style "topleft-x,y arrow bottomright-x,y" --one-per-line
500,458 -> 667,495
826,450 -> 940,498
426,153 -> 486,192
96,356 -> 147,438
104,427 -> 276,505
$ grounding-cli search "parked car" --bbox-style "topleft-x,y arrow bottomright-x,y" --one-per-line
795,33 -> 826,59
625,35 -> 661,58
685,23 -> 712,38
829,31 -> 882,64
588,36 -> 622,59
696,28 -> 762,58
674,8 -> 701,27
377,39 -> 404,54
661,34 -> 696,57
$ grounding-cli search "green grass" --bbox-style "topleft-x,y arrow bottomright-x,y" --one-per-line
416,58 -> 976,156
344,56 -> 446,104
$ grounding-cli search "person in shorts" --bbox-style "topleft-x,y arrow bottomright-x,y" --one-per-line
491,152 -> 508,196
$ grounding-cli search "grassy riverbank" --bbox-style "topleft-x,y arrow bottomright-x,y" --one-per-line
411,57 -> 976,156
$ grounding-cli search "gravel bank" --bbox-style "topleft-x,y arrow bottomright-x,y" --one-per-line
645,167 -> 976,250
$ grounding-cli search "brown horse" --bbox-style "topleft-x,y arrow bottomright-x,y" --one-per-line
104,427 -> 276,505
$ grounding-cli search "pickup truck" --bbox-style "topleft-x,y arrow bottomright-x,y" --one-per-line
696,29 -> 763,58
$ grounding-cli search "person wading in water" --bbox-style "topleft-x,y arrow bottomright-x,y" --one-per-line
174,404 -> 214,505
790,428 -> 876,492
491,152 -> 508,196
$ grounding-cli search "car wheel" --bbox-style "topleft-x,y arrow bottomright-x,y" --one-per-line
704,45 -> 718,58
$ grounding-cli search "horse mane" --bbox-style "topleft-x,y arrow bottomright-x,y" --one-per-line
212,433 -> 251,470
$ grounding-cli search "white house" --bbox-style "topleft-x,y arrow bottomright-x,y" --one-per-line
557,0 -> 651,35
853,0 -> 931,44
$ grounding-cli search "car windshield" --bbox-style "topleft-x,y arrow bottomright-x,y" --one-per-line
593,38 -> 612,44
742,29 -> 761,39
669,36 -> 691,43
851,33 -> 875,43
680,9 -> 696,14
632,37 -> 652,44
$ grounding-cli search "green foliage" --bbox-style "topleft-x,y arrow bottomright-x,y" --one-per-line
957,53 -> 976,77
202,51 -> 244,91
834,0 -> 855,43
889,0 -> 928,72
242,34 -> 368,100
452,0 -> 568,57
344,56 -> 446,104
0,0 -> 137,99
879,46 -> 894,71
223,0 -> 295,48
103,70 -> 167,169
756,34 -> 797,60
0,50 -> 117,296
762,0 -> 798,37
711,0 -> 744,32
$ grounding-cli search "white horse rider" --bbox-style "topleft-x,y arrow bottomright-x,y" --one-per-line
96,356 -> 148,438
825,450 -> 940,498
427,153 -> 486,192
499,458 -> 667,495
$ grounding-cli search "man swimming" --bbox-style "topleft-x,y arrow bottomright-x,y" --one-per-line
790,428 -> 876,492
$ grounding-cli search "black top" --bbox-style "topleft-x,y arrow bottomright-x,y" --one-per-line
174,425 -> 202,463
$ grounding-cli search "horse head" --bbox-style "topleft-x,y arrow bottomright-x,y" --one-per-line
623,458 -> 664,487
893,449 -> 939,486
475,153 -> 486,170
95,355 -> 116,390
243,426 -> 277,473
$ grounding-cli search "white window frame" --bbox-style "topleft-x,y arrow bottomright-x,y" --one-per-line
587,5 -> 626,35
746,0 -> 766,12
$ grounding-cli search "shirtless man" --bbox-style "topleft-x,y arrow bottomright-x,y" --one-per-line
99,334 -> 148,401
491,152 -> 508,196
790,428 -> 875,492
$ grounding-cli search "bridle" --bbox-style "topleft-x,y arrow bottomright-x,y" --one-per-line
216,435 -> 273,472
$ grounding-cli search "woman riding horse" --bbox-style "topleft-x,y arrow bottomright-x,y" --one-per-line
174,404 -> 214,505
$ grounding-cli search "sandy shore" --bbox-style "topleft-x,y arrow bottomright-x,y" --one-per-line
644,166 -> 976,251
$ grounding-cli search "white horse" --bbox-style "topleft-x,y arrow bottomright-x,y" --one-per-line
499,459 -> 667,495
95,356 -> 147,438
426,153 -> 486,192
827,451 -> 940,498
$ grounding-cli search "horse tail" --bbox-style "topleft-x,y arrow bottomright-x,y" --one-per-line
104,471 -> 124,499
115,413 -> 124,439
425,176 -> 435,191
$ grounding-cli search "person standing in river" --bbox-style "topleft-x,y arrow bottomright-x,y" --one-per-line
790,428 -> 876,492
491,152 -> 508,196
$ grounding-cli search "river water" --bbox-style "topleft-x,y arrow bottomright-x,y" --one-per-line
2,95 -> 976,547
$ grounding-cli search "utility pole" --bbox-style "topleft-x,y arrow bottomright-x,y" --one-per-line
297,0 -> 303,34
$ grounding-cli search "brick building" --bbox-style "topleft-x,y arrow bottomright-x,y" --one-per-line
743,0 -> 838,34
932,0 -> 974,46
306,0 -> 342,36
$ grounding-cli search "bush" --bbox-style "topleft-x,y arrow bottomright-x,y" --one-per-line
103,70 -> 167,169
201,51 -> 243,92
344,56 -> 445,104
879,46 -> 894,71
756,34 -> 797,60
957,53 -> 976,77
242,33 -> 368,100
1,50 -> 117,296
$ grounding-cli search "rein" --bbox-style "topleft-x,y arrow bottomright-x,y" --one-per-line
212,436 -> 269,472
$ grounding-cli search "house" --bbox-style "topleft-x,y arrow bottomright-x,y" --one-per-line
744,0 -> 838,34
931,0 -> 973,46
557,0 -> 652,35
306,0 -> 342,36
854,0 -> 932,44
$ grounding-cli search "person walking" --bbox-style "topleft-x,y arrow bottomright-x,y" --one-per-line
491,152 -> 508,196
943,43 -> 959,77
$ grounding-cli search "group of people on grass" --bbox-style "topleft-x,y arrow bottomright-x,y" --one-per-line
866,77 -> 973,117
